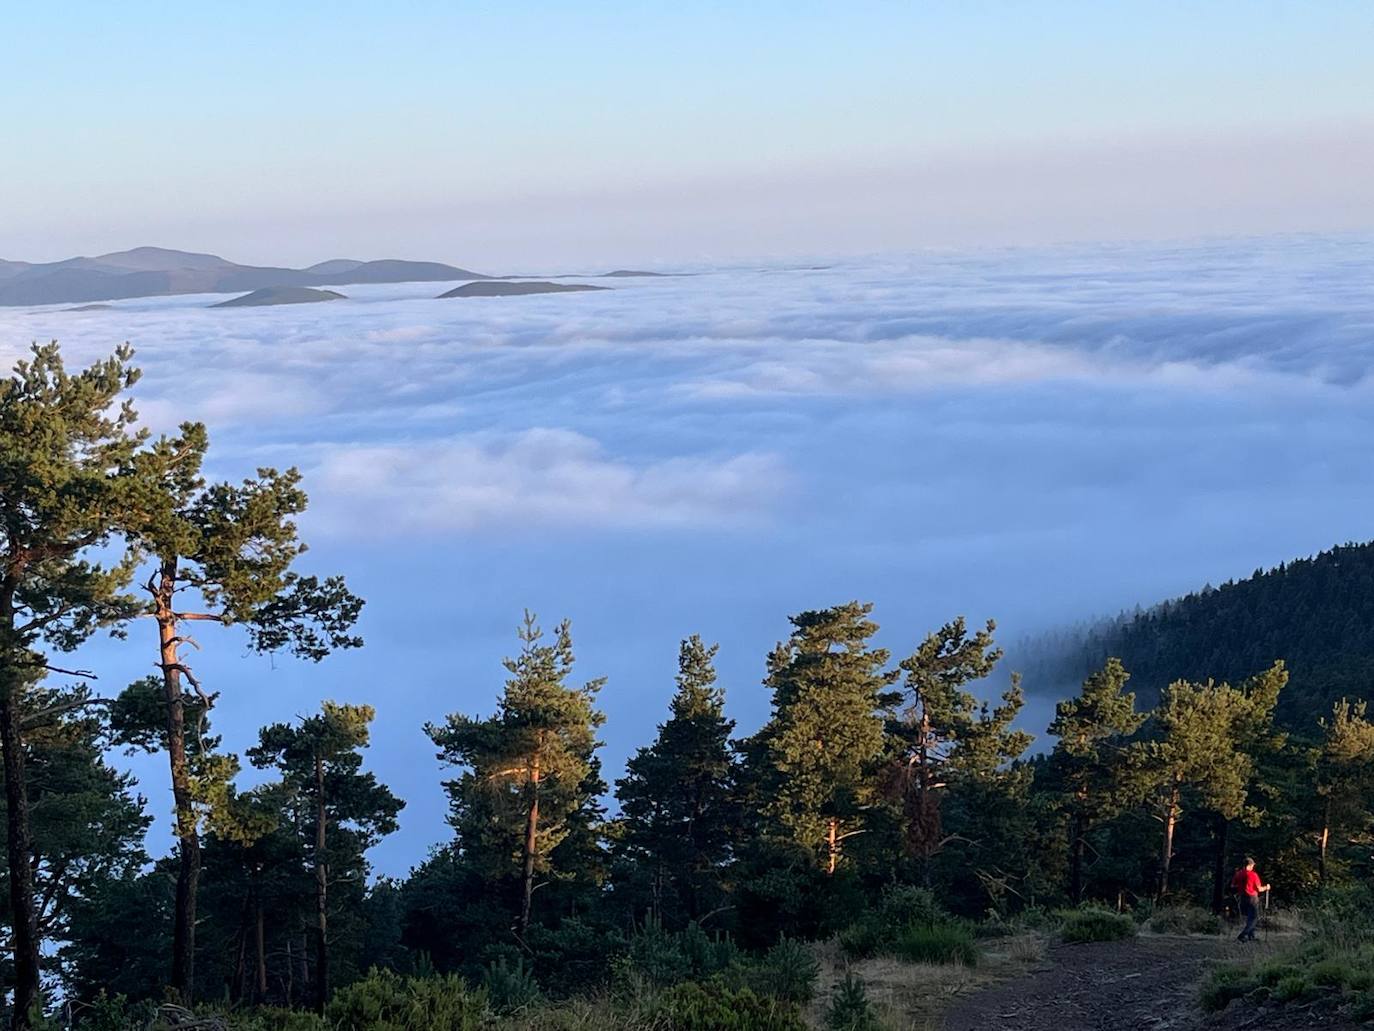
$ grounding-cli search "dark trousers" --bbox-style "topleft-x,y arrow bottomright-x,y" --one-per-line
1238,894 -> 1258,939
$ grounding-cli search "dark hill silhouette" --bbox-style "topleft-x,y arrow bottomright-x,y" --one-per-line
0,248 -> 490,306
210,287 -> 346,308
1018,540 -> 1374,727
439,281 -> 609,298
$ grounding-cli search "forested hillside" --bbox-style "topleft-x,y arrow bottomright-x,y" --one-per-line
1021,542 -> 1374,726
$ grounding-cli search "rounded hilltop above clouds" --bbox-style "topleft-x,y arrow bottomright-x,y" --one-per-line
211,287 -> 346,308
438,281 -> 610,298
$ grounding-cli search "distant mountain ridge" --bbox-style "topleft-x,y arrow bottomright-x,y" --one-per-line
1017,540 -> 1374,727
0,247 -> 489,306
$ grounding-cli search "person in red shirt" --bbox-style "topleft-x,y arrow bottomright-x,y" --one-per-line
1231,857 -> 1270,942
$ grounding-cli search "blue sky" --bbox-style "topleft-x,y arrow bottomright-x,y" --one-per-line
5,3 -> 1373,265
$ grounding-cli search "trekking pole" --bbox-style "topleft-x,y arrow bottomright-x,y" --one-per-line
1263,887 -> 1270,943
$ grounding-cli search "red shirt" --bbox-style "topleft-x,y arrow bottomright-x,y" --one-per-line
1231,869 -> 1261,896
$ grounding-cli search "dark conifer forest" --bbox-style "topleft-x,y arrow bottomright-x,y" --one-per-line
1021,543 -> 1374,723
5,344 -> 1374,1028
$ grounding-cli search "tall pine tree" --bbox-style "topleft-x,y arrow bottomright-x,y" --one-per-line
615,635 -> 737,925
884,617 -> 1001,885
120,423 -> 363,1001
1314,699 -> 1374,884
1138,662 -> 1285,897
428,614 -> 605,936
1048,658 -> 1146,904
750,603 -> 892,875
0,344 -> 145,1025
249,702 -> 402,1010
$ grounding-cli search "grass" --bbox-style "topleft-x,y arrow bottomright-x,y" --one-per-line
810,923 -> 1047,1031
1057,907 -> 1137,944
1200,928 -> 1374,1019
888,922 -> 980,967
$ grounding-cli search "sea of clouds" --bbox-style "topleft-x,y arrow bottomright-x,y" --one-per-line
4,232 -> 1372,873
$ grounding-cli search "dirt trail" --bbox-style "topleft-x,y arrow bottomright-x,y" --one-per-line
940,935 -> 1344,1031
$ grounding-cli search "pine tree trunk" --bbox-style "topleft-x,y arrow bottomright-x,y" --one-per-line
518,754 -> 541,936
827,817 -> 839,876
0,669 -> 41,1029
1318,796 -> 1331,886
651,859 -> 663,925
255,898 -> 268,1003
1159,788 -> 1179,897
1069,812 -> 1086,905
231,915 -> 247,1004
157,561 -> 200,1003
1210,815 -> 1229,915
313,752 -> 329,1013
284,934 -> 293,1008
298,930 -> 309,1003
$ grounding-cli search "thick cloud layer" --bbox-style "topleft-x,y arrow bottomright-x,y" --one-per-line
4,233 -> 1372,874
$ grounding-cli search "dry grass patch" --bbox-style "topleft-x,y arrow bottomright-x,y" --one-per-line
806,933 -> 1046,1029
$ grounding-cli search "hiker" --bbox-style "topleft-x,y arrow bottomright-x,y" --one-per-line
1231,857 -> 1270,942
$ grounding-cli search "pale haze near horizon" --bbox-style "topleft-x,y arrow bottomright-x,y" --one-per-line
4,1 -> 1373,268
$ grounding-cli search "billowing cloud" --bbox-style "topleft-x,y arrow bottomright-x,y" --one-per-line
6,235 -> 1374,875
310,429 -> 785,533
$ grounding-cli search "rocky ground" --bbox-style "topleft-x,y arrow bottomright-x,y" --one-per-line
939,935 -> 1357,1031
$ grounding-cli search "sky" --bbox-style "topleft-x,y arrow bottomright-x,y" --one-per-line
4,2 -> 1374,267
3,4 -> 1374,875
4,235 -> 1374,874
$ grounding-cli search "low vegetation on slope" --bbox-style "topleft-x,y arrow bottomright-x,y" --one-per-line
1203,885 -> 1374,1022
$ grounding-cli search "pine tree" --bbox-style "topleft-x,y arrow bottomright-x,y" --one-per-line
884,617 -> 1000,883
249,702 -> 402,1010
750,603 -> 893,875
938,672 -> 1038,912
1138,661 -> 1286,897
120,423 -> 364,1001
1048,658 -> 1146,903
0,344 -> 146,1025
1,682 -> 151,992
427,613 -> 605,936
1314,699 -> 1374,884
615,635 -> 737,925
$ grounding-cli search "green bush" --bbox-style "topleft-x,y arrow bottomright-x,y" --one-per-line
1272,974 -> 1313,1004
1058,907 -> 1136,944
235,1010 -> 330,1031
889,922 -> 978,966
837,917 -> 887,959
658,980 -> 806,1031
526,918 -> 627,996
680,923 -> 743,978
838,884 -> 953,960
70,994 -> 162,1031
325,968 -> 488,1031
876,885 -> 942,927
825,972 -> 883,1031
483,955 -> 543,1014
1199,966 -> 1258,1012
748,937 -> 820,1004
618,921 -> 743,991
